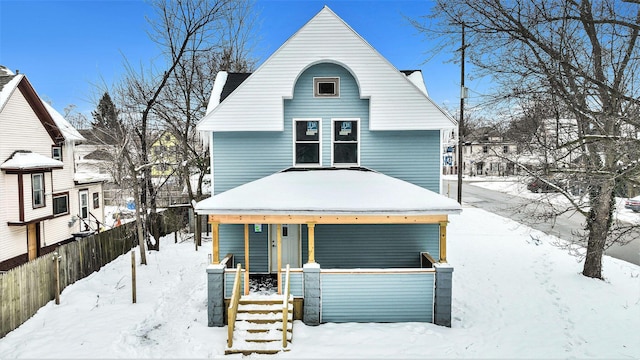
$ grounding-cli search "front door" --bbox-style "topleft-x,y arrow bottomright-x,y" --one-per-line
27,223 -> 40,261
270,224 -> 300,272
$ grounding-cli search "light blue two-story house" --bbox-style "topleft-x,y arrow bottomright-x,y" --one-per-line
195,6 -> 461,343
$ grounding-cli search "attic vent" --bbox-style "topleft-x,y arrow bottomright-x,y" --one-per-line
314,77 -> 339,97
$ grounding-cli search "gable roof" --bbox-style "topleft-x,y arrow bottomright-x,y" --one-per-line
221,73 -> 251,103
0,66 -> 84,143
42,101 -> 85,143
198,6 -> 455,133
205,72 -> 252,115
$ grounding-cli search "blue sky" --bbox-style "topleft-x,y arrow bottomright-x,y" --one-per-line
0,0 -> 468,117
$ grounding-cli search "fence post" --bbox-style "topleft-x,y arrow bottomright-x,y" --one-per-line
52,252 -> 61,305
131,251 -> 137,304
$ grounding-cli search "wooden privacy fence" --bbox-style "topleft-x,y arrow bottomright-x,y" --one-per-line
0,221 -> 137,338
0,207 -> 189,338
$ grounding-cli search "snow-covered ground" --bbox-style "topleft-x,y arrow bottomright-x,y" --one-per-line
465,176 -> 640,225
0,207 -> 638,359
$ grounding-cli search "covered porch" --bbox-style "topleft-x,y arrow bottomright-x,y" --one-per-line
196,167 -> 461,327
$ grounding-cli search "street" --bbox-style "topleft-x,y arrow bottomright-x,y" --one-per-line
443,179 -> 640,266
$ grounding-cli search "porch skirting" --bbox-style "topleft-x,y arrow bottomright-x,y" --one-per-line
207,263 -> 454,327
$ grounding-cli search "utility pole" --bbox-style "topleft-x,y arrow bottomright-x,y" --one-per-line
457,23 -> 466,204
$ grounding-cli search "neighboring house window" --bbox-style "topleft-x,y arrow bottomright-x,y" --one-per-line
313,77 -> 339,97
52,146 -> 62,161
294,119 -> 321,165
482,145 -> 488,153
503,145 -> 509,154
92,192 -> 100,209
53,193 -> 69,216
32,173 -> 45,208
332,119 -> 359,165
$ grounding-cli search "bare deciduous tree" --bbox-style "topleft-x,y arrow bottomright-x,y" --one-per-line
153,0 -> 257,248
112,0 -> 247,254
415,0 -> 640,279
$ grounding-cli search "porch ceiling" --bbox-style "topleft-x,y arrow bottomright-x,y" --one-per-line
195,167 -> 462,225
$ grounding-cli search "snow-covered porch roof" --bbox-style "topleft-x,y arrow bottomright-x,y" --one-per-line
196,167 -> 461,268
1,151 -> 63,172
195,167 -> 462,224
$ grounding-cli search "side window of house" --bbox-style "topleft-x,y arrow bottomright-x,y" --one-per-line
53,193 -> 69,216
52,146 -> 62,161
32,173 -> 45,208
503,145 -> 509,154
92,192 -> 100,209
482,145 -> 488,153
294,119 -> 320,165
333,119 -> 358,165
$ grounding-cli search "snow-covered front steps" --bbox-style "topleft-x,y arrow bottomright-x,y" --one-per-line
225,296 -> 294,355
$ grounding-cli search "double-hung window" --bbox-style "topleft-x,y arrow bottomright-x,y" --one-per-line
52,146 -> 62,161
32,173 -> 45,208
332,119 -> 359,165
294,119 -> 321,166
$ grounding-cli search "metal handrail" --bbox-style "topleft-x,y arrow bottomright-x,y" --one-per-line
227,263 -> 242,348
282,264 -> 291,348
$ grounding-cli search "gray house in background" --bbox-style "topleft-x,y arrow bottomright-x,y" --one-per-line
195,6 -> 461,335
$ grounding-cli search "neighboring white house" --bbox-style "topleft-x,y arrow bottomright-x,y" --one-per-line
462,130 -> 520,176
0,66 -> 104,270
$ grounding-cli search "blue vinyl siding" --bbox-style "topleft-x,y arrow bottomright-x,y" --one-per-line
213,62 -> 441,192
224,270 -> 246,299
285,63 -> 369,167
301,224 -> 440,267
213,132 -> 291,194
362,130 -> 441,192
320,272 -> 434,323
219,224 -> 269,273
289,271 -> 304,297
212,61 -> 443,271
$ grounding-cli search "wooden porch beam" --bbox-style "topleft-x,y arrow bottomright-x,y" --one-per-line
439,220 -> 448,263
208,214 -> 449,225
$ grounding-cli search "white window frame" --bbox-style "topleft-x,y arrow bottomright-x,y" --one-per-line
52,146 -> 62,161
331,118 -> 360,166
32,173 -> 45,208
79,190 -> 89,220
313,77 -> 340,98
293,118 -> 322,167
